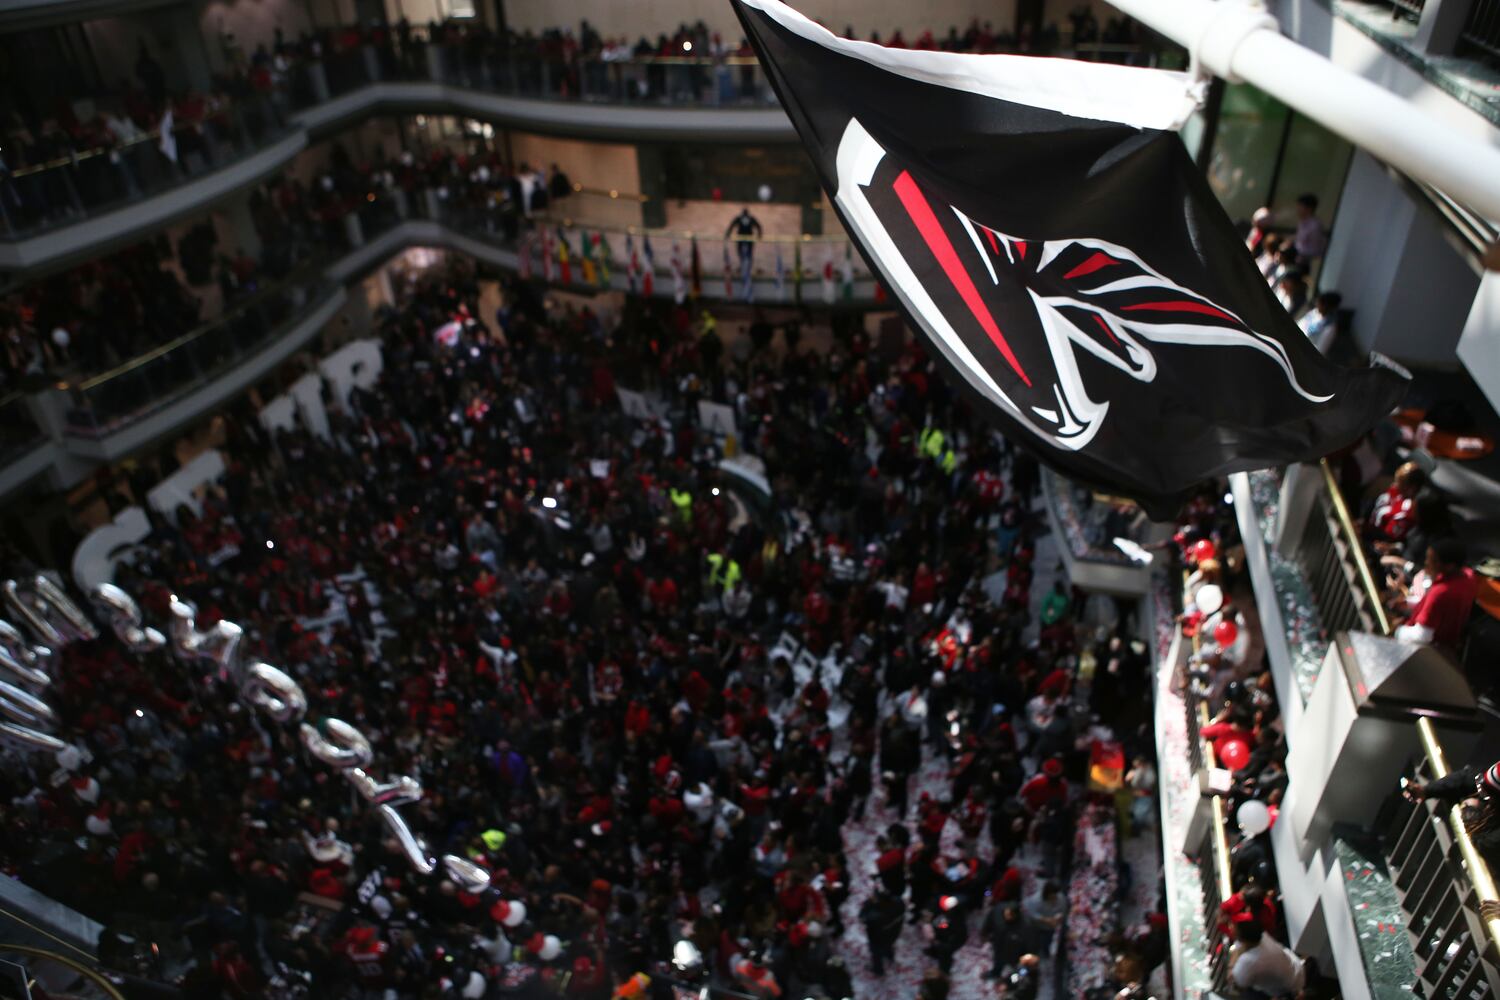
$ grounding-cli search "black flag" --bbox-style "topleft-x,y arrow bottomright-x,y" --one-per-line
733,0 -> 1407,515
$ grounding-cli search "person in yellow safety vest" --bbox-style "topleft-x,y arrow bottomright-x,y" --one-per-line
706,552 -> 742,593
919,426 -> 945,461
669,487 -> 693,524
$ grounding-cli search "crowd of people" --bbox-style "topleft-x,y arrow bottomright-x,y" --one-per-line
1244,194 -> 1339,356
1173,493 -> 1327,999
0,6 -> 1154,234
0,256 -> 1177,1000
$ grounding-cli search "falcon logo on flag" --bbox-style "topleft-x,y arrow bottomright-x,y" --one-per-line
837,119 -> 1332,453
733,0 -> 1407,513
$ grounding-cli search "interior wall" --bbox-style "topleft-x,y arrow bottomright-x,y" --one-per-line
663,200 -> 802,238
506,130 -> 644,227
82,12 -> 186,91
198,0 -> 314,72
1322,151 -> 1479,368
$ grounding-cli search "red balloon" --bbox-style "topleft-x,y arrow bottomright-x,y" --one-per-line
1218,737 -> 1251,771
1213,619 -> 1239,647
1192,539 -> 1217,564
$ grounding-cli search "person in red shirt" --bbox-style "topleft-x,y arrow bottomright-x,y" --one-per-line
646,576 -> 678,617
1219,884 -> 1278,937
910,563 -> 936,609
1019,758 -> 1068,812
1367,462 -> 1426,544
1199,712 -> 1257,769
875,835 -> 907,896
1398,537 -> 1478,654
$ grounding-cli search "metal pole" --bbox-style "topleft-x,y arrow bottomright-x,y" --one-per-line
1104,0 -> 1500,219
1193,76 -> 1224,174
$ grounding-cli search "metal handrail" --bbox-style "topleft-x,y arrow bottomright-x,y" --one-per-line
71,263 -> 325,392
3,96 -> 271,180
1209,793 -> 1235,901
1417,716 -> 1500,955
570,183 -> 649,203
1317,457 -> 1392,636
540,215 -> 858,245
1184,569 -> 1235,900
0,943 -> 125,999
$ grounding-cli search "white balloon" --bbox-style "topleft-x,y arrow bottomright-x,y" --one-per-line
757,184 -> 773,202
501,900 -> 527,927
1195,584 -> 1224,616
538,935 -> 562,961
1237,799 -> 1271,836
56,744 -> 82,771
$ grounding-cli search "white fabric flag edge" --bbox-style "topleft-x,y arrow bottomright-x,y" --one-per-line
738,0 -> 1199,132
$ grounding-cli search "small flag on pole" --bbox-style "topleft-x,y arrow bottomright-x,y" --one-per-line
794,241 -> 802,304
670,242 -> 686,304
580,231 -> 598,286
518,231 -> 533,281
625,234 -> 640,293
556,228 -> 572,285
597,232 -> 613,287
158,108 -> 178,164
643,236 -> 657,298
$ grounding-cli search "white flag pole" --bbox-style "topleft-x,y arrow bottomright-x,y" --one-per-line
1105,0 -> 1500,221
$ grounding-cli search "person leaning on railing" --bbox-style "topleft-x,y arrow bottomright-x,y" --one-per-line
1405,761 -> 1500,872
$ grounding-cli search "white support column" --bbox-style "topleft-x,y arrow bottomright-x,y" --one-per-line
1273,462 -> 1323,559
1320,151 -> 1481,366
1103,0 -> 1500,220
1415,0 -> 1477,55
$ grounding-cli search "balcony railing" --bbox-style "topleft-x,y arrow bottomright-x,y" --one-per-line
0,97 -> 292,239
0,32 -> 1166,245
1460,0 -> 1500,67
1180,583 -> 1237,996
1290,459 -> 1391,638
1384,717 -> 1500,998
62,267 -> 333,437
13,206 -> 873,465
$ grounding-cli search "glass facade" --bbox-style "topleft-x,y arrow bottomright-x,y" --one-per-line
1198,83 -> 1354,234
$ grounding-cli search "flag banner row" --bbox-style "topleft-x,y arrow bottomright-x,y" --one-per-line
515,225 -> 873,305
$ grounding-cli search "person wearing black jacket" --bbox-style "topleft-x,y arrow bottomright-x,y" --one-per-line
1003,953 -> 1041,1000
1406,762 -> 1500,870
859,890 -> 904,977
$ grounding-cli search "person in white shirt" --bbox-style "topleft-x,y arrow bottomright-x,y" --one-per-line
1230,922 -> 1306,998
1293,193 -> 1328,261
1275,270 -> 1308,317
1297,291 -> 1341,355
